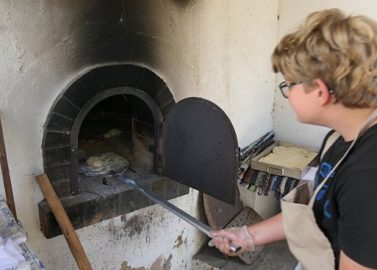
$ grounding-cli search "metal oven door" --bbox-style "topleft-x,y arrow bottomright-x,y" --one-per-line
163,97 -> 239,205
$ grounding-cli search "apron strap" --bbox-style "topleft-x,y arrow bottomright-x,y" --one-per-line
309,108 -> 377,208
320,131 -> 341,161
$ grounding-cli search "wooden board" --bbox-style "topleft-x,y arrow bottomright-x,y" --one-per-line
203,186 -> 243,230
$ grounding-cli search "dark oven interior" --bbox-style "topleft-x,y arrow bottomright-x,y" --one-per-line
78,94 -> 156,177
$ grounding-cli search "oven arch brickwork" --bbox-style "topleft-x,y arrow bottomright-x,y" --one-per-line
39,64 -> 189,238
43,64 -> 175,197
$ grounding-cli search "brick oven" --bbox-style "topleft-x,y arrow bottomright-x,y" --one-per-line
39,64 -> 239,238
0,1 -> 279,268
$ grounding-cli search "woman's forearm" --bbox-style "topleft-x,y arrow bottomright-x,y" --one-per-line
247,213 -> 286,246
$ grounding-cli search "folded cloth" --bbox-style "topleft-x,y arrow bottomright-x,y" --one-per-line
0,196 -> 30,270
0,197 -> 44,270
0,237 -> 26,270
0,197 -> 26,243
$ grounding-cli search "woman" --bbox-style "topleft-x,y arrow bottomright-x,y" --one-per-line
209,9 -> 377,270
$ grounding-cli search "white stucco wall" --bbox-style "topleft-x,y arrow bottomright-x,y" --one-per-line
0,1 -> 278,269
273,0 -> 377,149
150,1 -> 278,148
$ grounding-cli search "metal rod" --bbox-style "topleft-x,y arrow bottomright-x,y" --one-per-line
122,178 -> 212,236
119,177 -> 241,253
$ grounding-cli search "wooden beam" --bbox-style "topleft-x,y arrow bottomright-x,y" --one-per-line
0,114 -> 17,220
36,174 -> 92,270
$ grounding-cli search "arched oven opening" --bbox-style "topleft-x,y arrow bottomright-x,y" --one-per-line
70,87 -> 163,195
39,64 -> 189,238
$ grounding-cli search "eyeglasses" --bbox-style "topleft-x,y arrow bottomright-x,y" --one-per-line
279,81 -> 303,98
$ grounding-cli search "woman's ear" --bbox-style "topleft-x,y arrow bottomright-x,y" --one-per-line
312,79 -> 333,105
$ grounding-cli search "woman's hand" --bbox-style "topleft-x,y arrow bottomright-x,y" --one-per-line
208,213 -> 286,256
208,225 -> 255,256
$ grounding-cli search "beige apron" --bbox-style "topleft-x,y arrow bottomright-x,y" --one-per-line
281,109 -> 377,270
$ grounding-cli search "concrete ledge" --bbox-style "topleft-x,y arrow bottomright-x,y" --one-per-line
38,175 -> 189,238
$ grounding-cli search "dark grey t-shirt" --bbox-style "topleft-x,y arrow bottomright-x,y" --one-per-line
313,125 -> 377,269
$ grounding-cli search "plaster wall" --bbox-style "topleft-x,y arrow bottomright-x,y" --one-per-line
273,0 -> 377,149
0,1 -> 278,269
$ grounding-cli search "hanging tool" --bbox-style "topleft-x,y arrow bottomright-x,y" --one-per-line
240,131 -> 275,160
118,176 -> 241,253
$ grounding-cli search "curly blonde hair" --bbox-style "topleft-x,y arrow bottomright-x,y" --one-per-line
272,8 -> 377,108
